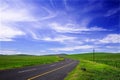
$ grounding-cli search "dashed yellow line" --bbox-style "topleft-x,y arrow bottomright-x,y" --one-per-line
27,62 -> 75,80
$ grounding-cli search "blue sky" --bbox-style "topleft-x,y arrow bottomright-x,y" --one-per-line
0,0 -> 120,55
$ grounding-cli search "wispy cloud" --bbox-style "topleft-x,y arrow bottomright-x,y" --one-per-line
0,25 -> 25,41
31,34 -> 76,43
50,23 -> 81,33
105,8 -> 120,17
0,0 -> 119,54
39,7 -> 58,21
0,0 -> 36,41
0,49 -> 21,55
85,38 -> 98,42
50,22 -> 107,33
63,0 -> 72,10
84,34 -> 120,44
0,0 -> 59,42
0,0 -> 36,22
50,45 -> 94,51
0,0 -> 107,42
89,26 -> 108,31
99,34 -> 120,43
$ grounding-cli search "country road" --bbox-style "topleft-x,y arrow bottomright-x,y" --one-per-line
0,59 -> 79,80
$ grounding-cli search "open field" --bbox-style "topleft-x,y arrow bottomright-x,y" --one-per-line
0,55 -> 63,70
65,53 -> 120,80
67,53 -> 120,68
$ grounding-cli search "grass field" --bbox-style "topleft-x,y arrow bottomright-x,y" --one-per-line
0,55 -> 63,70
65,53 -> 120,80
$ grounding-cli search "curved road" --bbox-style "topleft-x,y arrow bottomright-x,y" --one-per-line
0,59 -> 79,80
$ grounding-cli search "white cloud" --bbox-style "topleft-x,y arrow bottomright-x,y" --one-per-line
89,26 -> 107,31
0,25 -> 25,41
50,23 -> 80,33
50,23 -> 107,33
0,0 -> 59,41
39,7 -> 57,20
0,0 -> 36,41
63,0 -> 72,10
0,0 -> 35,22
27,29 -> 76,43
100,34 -> 120,43
0,0 -> 57,22
50,45 -> 94,51
0,50 -> 21,55
0,8 -> 35,22
42,35 -> 76,43
85,38 -> 97,42
105,8 -> 120,17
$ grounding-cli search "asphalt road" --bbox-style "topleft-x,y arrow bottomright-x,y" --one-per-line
0,58 -> 79,80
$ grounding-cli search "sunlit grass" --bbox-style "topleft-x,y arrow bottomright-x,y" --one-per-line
67,53 -> 120,68
0,55 -> 63,70
65,53 -> 120,80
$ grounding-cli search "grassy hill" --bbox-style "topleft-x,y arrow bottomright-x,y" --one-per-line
65,53 -> 120,80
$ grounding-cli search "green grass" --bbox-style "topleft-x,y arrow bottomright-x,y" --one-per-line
67,53 -> 120,68
0,55 -> 63,70
65,53 -> 120,80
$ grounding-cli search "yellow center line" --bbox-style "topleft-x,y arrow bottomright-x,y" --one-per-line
27,62 -> 75,80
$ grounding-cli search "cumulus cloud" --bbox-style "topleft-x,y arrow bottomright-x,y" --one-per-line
100,34 -> 120,43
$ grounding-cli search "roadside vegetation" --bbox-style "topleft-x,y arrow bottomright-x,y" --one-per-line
65,53 -> 120,80
0,55 -> 63,70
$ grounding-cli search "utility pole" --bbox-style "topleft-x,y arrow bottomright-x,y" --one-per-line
93,49 -> 95,61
